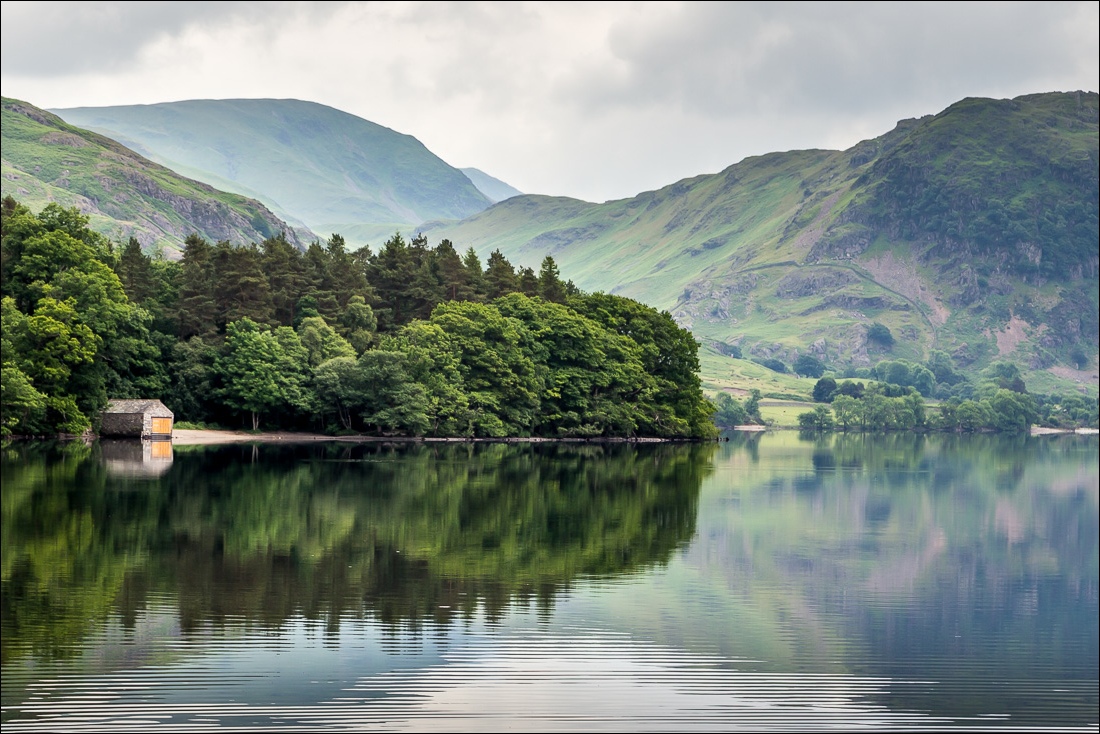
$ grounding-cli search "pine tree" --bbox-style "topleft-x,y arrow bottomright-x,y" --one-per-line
176,234 -> 219,339
484,249 -> 519,299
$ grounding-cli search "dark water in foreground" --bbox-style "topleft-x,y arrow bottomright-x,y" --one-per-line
2,432 -> 1097,731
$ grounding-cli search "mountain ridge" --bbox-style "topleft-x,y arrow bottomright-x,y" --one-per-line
51,98 -> 499,247
12,91 -> 1097,398
1,96 -> 310,256
419,91 -> 1098,395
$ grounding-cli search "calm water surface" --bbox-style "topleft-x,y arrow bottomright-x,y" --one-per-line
2,432 -> 1097,731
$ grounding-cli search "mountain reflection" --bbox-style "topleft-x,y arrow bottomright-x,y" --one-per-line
692,431 -> 1098,721
1,440 -> 714,662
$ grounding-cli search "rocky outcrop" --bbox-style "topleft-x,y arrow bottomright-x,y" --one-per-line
774,268 -> 858,298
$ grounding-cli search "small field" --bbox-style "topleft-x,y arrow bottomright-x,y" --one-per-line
757,400 -> 817,428
700,350 -> 815,400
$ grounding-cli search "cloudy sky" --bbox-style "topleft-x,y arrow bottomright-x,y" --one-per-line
2,1 -> 1097,203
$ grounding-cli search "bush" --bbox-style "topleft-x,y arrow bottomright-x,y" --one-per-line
759,358 -> 788,374
812,377 -> 838,403
793,354 -> 826,378
867,322 -> 894,347
797,405 -> 835,430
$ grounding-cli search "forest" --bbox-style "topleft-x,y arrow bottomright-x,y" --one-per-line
0,198 -> 718,439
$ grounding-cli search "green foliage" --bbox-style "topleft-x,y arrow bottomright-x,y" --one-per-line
797,404 -> 835,430
859,93 -> 1099,281
570,292 -> 717,437
215,318 -> 311,430
538,255 -> 568,303
163,337 -> 218,425
744,389 -> 762,424
0,197 -> 769,440
297,315 -> 355,367
867,322 -> 894,347
712,392 -> 749,428
354,350 -> 433,436
495,293 -> 645,436
758,357 -> 789,374
1,201 -> 167,434
339,295 -> 378,354
0,365 -> 46,437
830,394 -> 861,430
988,389 -> 1038,432
792,354 -> 825,378
872,359 -> 936,397
812,376 -> 837,403
484,249 -> 520,299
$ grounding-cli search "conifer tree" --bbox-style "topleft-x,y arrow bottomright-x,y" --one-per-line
176,235 -> 219,339
538,255 -> 567,303
484,249 -> 519,299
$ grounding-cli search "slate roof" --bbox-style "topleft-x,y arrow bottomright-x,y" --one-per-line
103,399 -> 174,416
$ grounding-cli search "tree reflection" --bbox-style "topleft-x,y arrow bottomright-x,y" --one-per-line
2,440 -> 714,661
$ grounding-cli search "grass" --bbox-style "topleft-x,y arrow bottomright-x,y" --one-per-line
701,350 -> 820,400
758,401 -> 817,428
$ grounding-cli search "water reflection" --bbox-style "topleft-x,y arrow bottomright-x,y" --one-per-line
100,439 -> 173,478
2,434 -> 1096,730
677,431 -> 1098,724
2,440 -> 712,663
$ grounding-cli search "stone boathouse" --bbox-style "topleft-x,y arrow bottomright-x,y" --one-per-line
100,399 -> 174,439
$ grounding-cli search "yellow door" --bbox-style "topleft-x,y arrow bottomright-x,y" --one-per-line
151,417 -> 173,435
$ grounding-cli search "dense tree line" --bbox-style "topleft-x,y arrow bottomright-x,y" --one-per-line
1,198 -> 717,439
802,356 -> 1098,432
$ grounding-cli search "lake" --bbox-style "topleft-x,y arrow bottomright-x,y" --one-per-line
2,432 -> 1097,731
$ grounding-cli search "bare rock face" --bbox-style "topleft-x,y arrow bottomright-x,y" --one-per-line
774,268 -> 858,299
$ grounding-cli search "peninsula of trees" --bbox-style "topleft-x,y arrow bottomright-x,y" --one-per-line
1,198 -> 718,439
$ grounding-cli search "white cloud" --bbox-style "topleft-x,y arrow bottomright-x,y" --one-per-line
2,1 -> 1096,203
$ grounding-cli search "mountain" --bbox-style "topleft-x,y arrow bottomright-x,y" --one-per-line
419,92 -> 1099,395
461,167 -> 524,202
1,97 -> 310,257
51,98 -> 495,248
21,92 -> 1096,396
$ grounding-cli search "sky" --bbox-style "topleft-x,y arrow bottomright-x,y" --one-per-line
2,1 -> 1097,204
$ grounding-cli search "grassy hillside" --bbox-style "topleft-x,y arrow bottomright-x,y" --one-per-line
1,97 -> 309,257
421,92 -> 1099,398
52,99 -> 494,249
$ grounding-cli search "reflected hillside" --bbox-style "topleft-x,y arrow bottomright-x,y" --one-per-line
664,431 -> 1099,720
1,441 -> 714,662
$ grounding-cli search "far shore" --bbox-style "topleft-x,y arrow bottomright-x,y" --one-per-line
166,425 -> 1097,445
169,429 -> 717,445
1030,426 -> 1100,436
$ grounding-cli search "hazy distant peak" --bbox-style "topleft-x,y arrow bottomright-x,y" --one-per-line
461,167 -> 523,203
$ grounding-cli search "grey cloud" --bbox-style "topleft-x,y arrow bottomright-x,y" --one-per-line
0,1 -> 344,77
565,1 -> 1096,118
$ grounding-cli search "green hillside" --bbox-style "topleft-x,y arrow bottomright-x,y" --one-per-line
52,98 -> 494,247
1,97 -> 309,257
421,92 -> 1099,398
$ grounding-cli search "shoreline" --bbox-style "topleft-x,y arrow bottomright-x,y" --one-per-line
1030,426 -> 1100,436
169,429 -> 714,445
